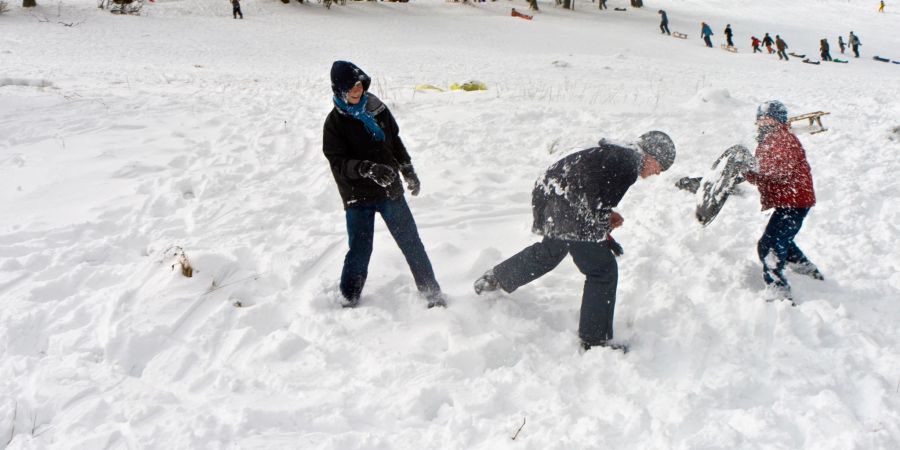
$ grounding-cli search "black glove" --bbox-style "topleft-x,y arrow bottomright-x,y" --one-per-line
607,235 -> 624,257
400,164 -> 420,196
358,161 -> 396,187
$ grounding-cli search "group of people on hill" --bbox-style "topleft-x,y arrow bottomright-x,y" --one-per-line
323,60 -> 823,353
658,10 -> 867,63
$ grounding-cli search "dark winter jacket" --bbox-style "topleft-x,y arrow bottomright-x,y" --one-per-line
659,11 -> 668,24
323,93 -> 412,208
745,124 -> 816,210
776,37 -> 788,51
763,35 -> 774,46
701,23 -> 713,38
531,142 -> 642,242
724,26 -> 733,37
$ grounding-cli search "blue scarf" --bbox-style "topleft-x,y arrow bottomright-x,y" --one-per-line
333,94 -> 385,142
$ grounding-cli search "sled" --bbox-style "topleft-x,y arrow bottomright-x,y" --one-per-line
672,32 -> 688,39
450,81 -> 487,91
893,61 -> 900,65
720,44 -> 737,53
873,56 -> 891,63
802,59 -> 820,65
788,111 -> 830,134
614,7 -> 626,11
511,8 -> 533,20
788,52 -> 806,58
833,58 -> 849,64
695,145 -> 757,227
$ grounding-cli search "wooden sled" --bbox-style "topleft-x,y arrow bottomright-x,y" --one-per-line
511,8 -> 533,20
720,44 -> 737,53
802,59 -> 820,65
672,32 -> 688,39
788,111 -> 830,134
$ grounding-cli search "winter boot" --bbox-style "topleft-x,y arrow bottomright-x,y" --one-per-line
473,270 -> 500,295
788,261 -> 824,280
425,291 -> 447,309
764,284 -> 795,306
581,340 -> 629,354
340,295 -> 360,308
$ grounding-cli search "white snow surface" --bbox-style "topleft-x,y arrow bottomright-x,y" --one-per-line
2,0 -> 900,448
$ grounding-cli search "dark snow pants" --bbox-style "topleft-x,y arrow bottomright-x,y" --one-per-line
778,50 -> 789,60
660,23 -> 670,35
757,208 -> 812,288
340,197 -> 440,301
492,237 -> 618,345
753,45 -> 762,53
233,6 -> 243,19
726,36 -> 734,47
852,45 -> 860,58
704,36 -> 713,47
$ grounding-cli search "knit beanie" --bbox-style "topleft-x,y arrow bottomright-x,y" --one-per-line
637,131 -> 676,171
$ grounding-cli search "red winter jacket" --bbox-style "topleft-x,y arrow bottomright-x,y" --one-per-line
745,124 -> 816,210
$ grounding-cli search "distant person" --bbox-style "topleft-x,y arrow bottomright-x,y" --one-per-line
751,36 -> 762,53
701,22 -> 714,48
820,39 -> 833,61
724,24 -> 734,47
323,61 -> 446,309
838,35 -> 846,54
231,0 -> 243,19
880,1 -> 885,13
775,35 -> 789,60
658,10 -> 670,35
762,33 -> 775,54
473,132 -> 677,352
745,101 -> 823,303
598,0 -> 607,10
849,31 -> 862,58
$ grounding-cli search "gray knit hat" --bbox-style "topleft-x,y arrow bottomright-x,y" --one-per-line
638,131 -> 676,171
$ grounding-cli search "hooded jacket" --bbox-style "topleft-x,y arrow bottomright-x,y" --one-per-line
323,93 -> 412,208
532,143 -> 642,242
745,124 -> 816,210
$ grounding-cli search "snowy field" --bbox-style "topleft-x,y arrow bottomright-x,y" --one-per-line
2,0 -> 900,448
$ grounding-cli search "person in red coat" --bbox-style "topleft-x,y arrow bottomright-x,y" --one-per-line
744,101 -> 823,302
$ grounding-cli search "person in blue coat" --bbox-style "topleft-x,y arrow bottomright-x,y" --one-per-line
701,22 -> 714,48
658,10 -> 670,35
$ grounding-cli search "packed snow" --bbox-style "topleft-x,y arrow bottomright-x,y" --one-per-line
2,0 -> 900,448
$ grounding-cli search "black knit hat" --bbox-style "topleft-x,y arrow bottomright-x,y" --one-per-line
330,61 -> 371,100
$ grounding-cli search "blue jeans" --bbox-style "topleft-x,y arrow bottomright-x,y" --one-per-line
340,198 -> 440,300
757,208 -> 811,287
492,238 -> 618,345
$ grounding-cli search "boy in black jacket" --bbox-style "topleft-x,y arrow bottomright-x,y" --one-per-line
473,132 -> 676,352
322,61 -> 445,308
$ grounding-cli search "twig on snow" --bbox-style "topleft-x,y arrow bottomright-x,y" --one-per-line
163,246 -> 193,278
5,401 -> 16,447
511,417 -> 526,440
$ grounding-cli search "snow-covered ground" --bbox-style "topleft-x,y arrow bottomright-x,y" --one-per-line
2,0 -> 900,448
